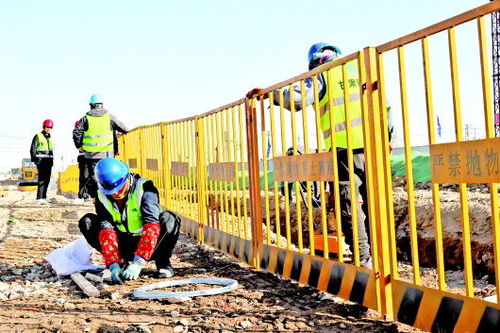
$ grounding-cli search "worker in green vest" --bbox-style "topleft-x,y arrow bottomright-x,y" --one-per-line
79,158 -> 181,283
248,43 -> 394,269
30,119 -> 55,204
73,94 -> 128,199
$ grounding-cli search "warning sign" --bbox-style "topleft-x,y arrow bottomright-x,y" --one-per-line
430,138 -> 500,183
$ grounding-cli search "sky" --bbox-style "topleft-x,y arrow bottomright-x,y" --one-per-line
0,0 -> 491,172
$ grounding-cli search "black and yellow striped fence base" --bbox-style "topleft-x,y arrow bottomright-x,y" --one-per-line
168,215 -> 500,332
257,243 -> 378,310
393,280 -> 500,332
179,216 -> 200,240
179,217 -> 377,310
180,216 -> 252,264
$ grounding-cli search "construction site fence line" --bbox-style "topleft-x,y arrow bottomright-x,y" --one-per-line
58,2 -> 500,332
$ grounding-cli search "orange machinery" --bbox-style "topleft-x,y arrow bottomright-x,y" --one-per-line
17,158 -> 38,191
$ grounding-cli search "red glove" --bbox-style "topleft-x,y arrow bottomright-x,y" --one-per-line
246,88 -> 268,99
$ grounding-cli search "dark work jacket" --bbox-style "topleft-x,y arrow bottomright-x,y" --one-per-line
94,173 -> 160,233
30,131 -> 54,166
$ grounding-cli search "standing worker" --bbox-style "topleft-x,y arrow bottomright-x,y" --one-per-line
30,119 -> 55,204
78,158 -> 180,283
248,43 -> 393,269
74,120 -> 89,202
73,94 -> 128,199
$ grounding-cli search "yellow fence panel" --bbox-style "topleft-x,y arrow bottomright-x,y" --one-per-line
122,129 -> 141,175
166,119 -> 198,222
137,124 -> 165,207
375,1 -> 500,331
198,102 -> 251,242
58,164 -> 79,195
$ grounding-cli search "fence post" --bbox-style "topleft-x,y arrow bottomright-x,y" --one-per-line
161,123 -> 172,209
138,128 -> 145,176
362,46 -> 394,319
245,97 -> 263,268
58,171 -> 62,193
195,117 -> 207,244
118,135 -> 127,164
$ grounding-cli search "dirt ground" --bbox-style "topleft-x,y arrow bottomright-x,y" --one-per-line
0,188 -> 424,333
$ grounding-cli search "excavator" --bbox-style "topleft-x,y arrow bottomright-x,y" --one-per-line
17,158 -> 38,191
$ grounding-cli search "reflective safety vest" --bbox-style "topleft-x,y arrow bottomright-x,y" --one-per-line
97,178 -> 148,236
82,113 -> 113,153
35,132 -> 54,158
318,60 -> 364,150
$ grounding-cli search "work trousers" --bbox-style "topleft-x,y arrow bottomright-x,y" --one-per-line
78,210 -> 181,268
77,155 -> 90,199
36,159 -> 52,199
329,149 -> 371,265
81,158 -> 99,198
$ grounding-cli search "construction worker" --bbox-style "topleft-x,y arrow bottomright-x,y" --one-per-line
248,43 -> 393,269
30,119 -> 54,204
73,94 -> 128,199
78,158 -> 180,283
74,120 -> 88,202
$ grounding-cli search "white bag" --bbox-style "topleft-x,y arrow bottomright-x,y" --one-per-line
46,237 -> 103,276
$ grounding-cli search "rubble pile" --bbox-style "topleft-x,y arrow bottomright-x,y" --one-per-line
393,184 -> 495,276
0,259 -> 76,300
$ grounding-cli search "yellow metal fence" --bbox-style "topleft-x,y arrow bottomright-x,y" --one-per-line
59,2 -> 500,331
58,164 -> 79,195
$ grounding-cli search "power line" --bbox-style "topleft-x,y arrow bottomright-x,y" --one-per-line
0,133 -> 26,139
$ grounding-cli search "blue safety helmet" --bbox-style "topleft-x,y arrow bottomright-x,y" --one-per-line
89,93 -> 104,104
95,158 -> 130,195
308,42 -> 342,70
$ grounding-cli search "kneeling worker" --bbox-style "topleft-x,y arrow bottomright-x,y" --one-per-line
79,158 -> 180,284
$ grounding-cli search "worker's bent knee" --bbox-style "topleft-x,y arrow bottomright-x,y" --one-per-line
78,213 -> 99,234
159,211 -> 181,235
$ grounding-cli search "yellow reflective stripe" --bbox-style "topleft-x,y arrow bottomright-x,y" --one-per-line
332,93 -> 361,106
135,178 -> 147,206
130,226 -> 144,234
323,117 -> 364,138
334,116 -> 363,132
84,134 -> 113,138
127,179 -> 147,236
320,93 -> 361,115
97,190 -> 123,230
83,142 -> 113,146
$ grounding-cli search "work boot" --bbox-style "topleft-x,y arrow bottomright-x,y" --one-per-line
157,265 -> 175,278
360,257 -> 373,270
